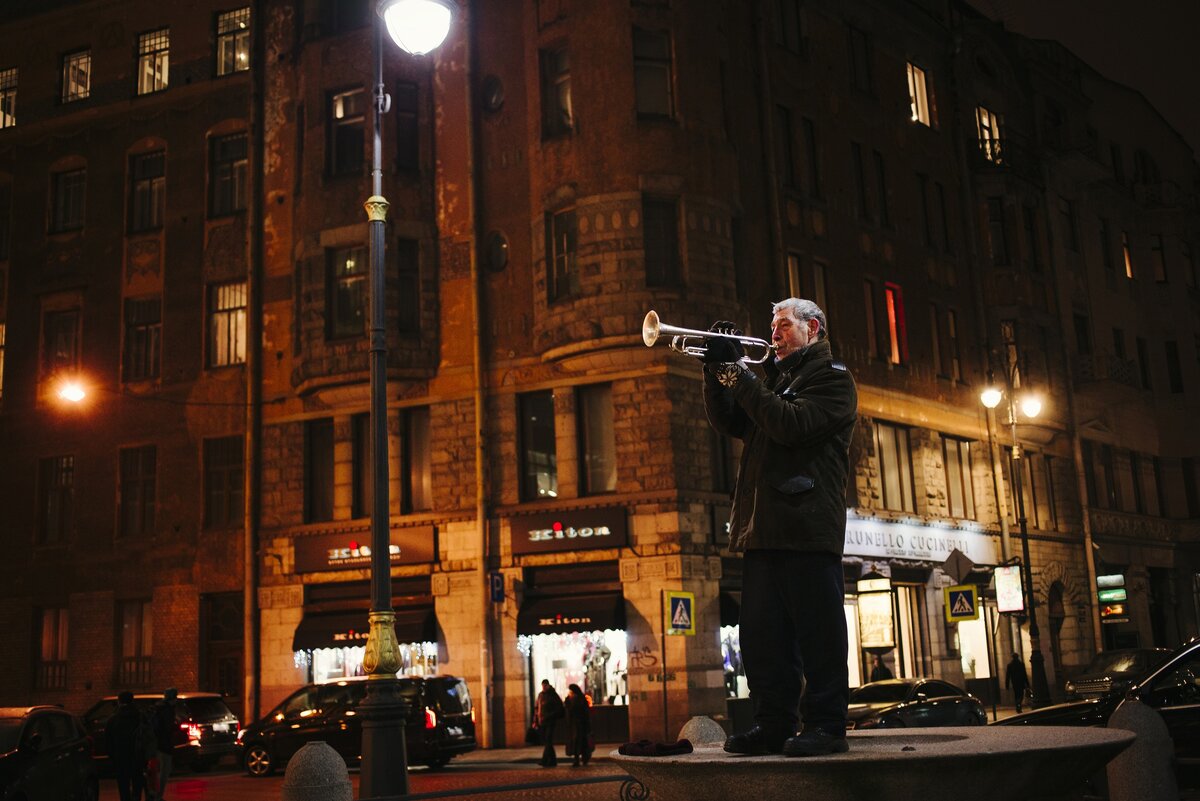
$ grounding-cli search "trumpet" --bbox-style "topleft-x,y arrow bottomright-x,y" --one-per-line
642,310 -> 778,364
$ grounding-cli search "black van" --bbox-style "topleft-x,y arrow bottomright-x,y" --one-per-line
238,676 -> 476,776
82,693 -> 240,772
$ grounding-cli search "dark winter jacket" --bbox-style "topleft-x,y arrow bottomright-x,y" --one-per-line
564,692 -> 591,756
105,704 -> 145,769
153,700 -> 178,753
704,339 -> 858,554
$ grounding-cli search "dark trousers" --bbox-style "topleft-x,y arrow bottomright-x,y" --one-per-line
540,719 -> 558,766
114,762 -> 146,801
1011,687 -> 1027,711
740,549 -> 848,737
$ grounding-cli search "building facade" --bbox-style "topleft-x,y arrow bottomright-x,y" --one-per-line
1,0 -> 1197,747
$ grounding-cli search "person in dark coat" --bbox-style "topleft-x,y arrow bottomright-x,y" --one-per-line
870,655 -> 894,682
151,687 -> 179,800
1006,653 -> 1030,712
105,691 -> 147,801
564,684 -> 592,767
534,679 -> 564,767
703,298 -> 858,758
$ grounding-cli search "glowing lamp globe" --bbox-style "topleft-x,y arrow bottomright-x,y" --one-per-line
379,0 -> 456,55
979,386 -> 1003,409
1020,393 -> 1043,419
58,381 -> 86,403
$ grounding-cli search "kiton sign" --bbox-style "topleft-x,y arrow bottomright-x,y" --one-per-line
294,526 -> 436,573
538,615 -> 592,628
510,508 -> 628,555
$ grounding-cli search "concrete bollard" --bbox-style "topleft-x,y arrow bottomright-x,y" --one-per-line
1106,699 -> 1177,801
281,741 -> 353,801
678,716 -> 728,745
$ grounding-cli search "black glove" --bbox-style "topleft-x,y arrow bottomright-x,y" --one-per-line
702,335 -> 743,364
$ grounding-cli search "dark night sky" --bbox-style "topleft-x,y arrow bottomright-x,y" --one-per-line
967,0 -> 1200,157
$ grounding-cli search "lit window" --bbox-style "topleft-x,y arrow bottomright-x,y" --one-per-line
216,7 -> 251,76
327,245 -> 367,339
62,51 -> 91,102
907,63 -> 930,126
875,422 -> 915,512
884,282 -> 907,364
941,436 -> 975,519
0,68 -> 16,128
402,407 -> 432,512
208,282 -> 247,367
976,105 -> 1003,163
1122,231 -> 1133,279
136,28 -> 170,95
35,607 -> 69,689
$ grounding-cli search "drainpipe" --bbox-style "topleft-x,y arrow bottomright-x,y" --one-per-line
242,0 -> 266,725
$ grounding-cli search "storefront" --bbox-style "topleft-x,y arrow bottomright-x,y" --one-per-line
290,527 -> 438,683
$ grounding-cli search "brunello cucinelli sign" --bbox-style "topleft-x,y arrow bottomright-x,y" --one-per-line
294,526 -> 436,573
509,507 -> 628,555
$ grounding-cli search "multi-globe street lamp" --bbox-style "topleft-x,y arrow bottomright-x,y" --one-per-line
980,366 -> 1052,708
360,1 -> 455,798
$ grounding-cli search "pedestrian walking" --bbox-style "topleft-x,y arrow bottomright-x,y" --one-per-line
534,679 -> 564,767
870,655 -> 893,682
106,691 -> 148,801
564,684 -> 592,767
1006,653 -> 1030,713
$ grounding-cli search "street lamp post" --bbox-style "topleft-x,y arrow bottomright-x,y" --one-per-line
360,2 -> 455,799
980,369 -> 1053,709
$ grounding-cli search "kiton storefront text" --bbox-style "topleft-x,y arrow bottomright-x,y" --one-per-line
509,507 -> 628,556
528,523 -> 612,543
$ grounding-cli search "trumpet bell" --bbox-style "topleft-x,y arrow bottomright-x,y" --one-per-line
642,310 -> 662,347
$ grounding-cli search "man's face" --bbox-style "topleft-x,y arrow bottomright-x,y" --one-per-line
771,310 -> 818,359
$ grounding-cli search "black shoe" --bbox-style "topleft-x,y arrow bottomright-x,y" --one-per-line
782,730 -> 849,757
723,726 -> 790,755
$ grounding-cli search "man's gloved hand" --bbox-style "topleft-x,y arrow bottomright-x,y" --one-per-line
702,321 -> 745,363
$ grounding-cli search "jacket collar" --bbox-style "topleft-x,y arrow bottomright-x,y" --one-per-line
767,339 -> 832,380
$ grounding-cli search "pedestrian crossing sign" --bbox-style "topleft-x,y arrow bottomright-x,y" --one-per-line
666,591 -> 695,636
944,585 -> 979,622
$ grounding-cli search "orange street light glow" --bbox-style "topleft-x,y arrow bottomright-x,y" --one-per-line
57,381 -> 86,403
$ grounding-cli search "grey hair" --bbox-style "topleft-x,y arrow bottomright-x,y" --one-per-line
772,297 -> 828,339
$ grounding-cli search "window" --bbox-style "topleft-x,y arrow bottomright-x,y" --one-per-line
41,309 -> 80,380
129,151 -> 165,232
118,446 -> 156,538
811,259 -> 828,313
545,208 -> 578,302
876,422 -> 915,512
209,133 -> 247,216
36,607 -> 69,689
1099,218 -> 1114,274
329,88 -> 365,175
401,406 -> 432,513
986,197 -> 1008,265
643,196 -> 680,287
884,283 -> 907,364
1073,313 -> 1092,356
863,280 -> 878,359
305,418 -> 335,523
633,28 -> 673,118
136,28 -> 170,95
0,67 -> 16,128
929,305 -> 942,376
942,436 -> 975,519
122,297 -> 161,381
1007,449 -> 1055,529
519,390 -> 557,501
394,81 -> 419,172
396,238 -> 420,333
1129,451 -> 1144,514
1152,234 -> 1167,282
1165,341 -> 1183,393
37,455 -> 74,544
776,106 -> 796,188
847,26 -> 873,92
1112,327 -> 1126,360
1058,197 -> 1079,252
203,435 -> 244,528
51,169 -> 86,232
1184,457 -> 1200,518
216,7 -> 251,76
976,106 -> 1002,163
207,282 -> 247,367
324,0 -> 371,34
907,62 -> 931,126
540,46 -> 573,137
802,117 -> 821,198
851,142 -> 869,222
0,183 -> 10,259
328,245 -> 367,339
874,150 -> 889,227
1136,337 -> 1151,389
1023,206 -> 1040,271
62,50 -> 91,102
1122,231 -> 1133,279
351,413 -> 371,519
936,182 -> 952,252
917,174 -> 933,246
946,309 -> 961,381
787,253 -> 802,298
578,384 -> 617,495
118,600 -> 153,686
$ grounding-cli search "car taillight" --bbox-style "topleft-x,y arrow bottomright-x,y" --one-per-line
424,708 -> 436,730
470,708 -> 476,724
181,722 -> 202,741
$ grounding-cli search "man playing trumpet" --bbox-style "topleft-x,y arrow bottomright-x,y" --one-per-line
702,298 -> 858,757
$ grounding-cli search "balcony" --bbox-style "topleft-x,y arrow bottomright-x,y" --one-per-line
1073,354 -> 1141,391
119,656 -> 153,687
35,661 -> 67,690
1134,180 -> 1197,211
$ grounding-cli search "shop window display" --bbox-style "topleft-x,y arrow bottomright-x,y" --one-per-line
521,630 -> 627,705
294,641 -> 438,683
720,625 -> 748,698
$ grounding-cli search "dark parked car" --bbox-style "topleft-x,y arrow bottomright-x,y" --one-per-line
239,676 -> 476,777
1063,647 -> 1171,699
996,638 -> 1200,790
82,693 -> 239,772
847,678 -> 987,729
0,705 -> 98,801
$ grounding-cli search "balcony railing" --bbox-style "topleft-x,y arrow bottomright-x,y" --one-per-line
119,656 -> 153,687
35,661 -> 67,690
1073,354 -> 1140,390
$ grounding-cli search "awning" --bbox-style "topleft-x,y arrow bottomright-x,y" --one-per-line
292,607 -> 436,651
517,593 -> 626,636
719,591 -> 741,628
